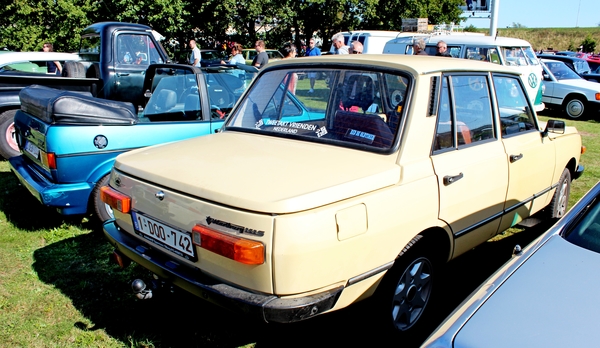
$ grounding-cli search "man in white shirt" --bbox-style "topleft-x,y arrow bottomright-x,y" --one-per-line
189,39 -> 201,67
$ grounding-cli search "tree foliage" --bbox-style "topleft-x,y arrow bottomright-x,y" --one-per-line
580,34 -> 596,53
0,0 -> 467,56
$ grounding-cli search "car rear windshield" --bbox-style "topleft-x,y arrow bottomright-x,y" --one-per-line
225,68 -> 411,153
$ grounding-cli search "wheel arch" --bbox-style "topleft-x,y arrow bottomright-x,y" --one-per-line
562,92 -> 588,104
398,226 -> 453,266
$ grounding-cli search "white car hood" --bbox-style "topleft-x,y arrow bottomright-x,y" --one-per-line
454,235 -> 600,347
114,132 -> 400,214
555,78 -> 600,90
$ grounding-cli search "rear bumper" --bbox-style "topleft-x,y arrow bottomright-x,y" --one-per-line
574,164 -> 585,180
8,155 -> 92,215
103,220 -> 343,323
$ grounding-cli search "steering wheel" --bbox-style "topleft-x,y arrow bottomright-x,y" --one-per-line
208,85 -> 233,109
468,77 -> 484,91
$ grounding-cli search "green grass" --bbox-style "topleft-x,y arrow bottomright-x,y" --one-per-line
0,110 -> 597,347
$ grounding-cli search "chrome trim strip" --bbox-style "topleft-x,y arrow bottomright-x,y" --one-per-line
347,260 -> 394,286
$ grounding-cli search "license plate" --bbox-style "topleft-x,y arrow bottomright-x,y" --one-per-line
24,140 -> 40,159
131,211 -> 196,260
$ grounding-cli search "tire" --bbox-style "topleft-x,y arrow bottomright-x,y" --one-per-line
92,174 -> 114,223
62,61 -> 86,78
373,235 -> 436,335
548,168 -> 571,218
85,63 -> 101,97
563,96 -> 586,119
0,109 -> 20,159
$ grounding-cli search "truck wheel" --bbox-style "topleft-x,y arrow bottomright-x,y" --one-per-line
373,235 -> 435,335
92,174 -> 114,223
62,61 -> 85,78
0,109 -> 20,159
548,168 -> 571,218
563,96 -> 586,119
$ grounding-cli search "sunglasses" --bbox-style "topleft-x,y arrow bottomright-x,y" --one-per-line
352,51 -> 362,54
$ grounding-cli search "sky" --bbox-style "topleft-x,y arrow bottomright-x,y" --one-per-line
462,0 -> 599,29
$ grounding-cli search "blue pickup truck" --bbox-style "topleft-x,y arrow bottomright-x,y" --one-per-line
9,63 -> 256,222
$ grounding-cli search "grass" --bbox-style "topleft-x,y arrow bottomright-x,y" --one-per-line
487,27 -> 600,52
0,110 -> 597,347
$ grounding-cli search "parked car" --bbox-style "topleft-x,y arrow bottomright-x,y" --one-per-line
536,53 -> 600,82
555,50 -> 577,57
241,48 -> 283,66
0,51 -> 81,75
540,58 -> 600,118
9,63 -> 257,222
101,55 -> 583,336
328,30 -> 403,54
199,49 -> 226,67
422,179 -> 600,348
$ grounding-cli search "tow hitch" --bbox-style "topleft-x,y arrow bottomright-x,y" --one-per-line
131,279 -> 153,299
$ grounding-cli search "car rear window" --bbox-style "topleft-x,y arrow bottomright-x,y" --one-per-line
226,68 -> 411,152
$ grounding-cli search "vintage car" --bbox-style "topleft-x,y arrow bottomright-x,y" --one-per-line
537,53 -> 600,82
101,55 -> 584,336
0,51 -> 81,74
9,63 -> 256,222
241,48 -> 284,66
422,180 -> 600,347
540,58 -> 600,119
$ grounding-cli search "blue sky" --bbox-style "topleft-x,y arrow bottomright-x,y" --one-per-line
462,0 -> 599,29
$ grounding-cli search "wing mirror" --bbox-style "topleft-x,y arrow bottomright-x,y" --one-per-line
543,119 -> 565,136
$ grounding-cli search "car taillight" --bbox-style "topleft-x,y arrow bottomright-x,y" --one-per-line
595,93 -> 600,101
41,151 -> 56,170
100,186 -> 131,214
192,224 -> 264,265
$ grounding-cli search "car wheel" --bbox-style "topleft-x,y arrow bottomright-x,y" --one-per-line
548,168 -> 571,218
92,174 -> 114,223
62,61 -> 86,78
0,109 -> 20,159
374,235 -> 435,335
563,96 -> 586,119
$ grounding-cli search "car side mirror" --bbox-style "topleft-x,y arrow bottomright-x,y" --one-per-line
543,119 -> 565,136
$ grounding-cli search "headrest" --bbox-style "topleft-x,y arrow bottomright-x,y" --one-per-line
342,75 -> 374,112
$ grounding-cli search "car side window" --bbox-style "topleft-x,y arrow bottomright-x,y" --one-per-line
493,75 -> 536,136
434,74 -> 495,152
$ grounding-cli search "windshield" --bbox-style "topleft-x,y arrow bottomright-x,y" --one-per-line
142,66 -> 255,122
225,68 -> 411,152
564,196 -> 600,254
544,61 -> 582,80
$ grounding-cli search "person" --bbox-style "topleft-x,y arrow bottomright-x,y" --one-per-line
189,39 -> 201,67
221,43 -> 245,65
435,41 -> 451,57
252,40 -> 269,69
305,38 -> 321,93
349,41 -> 363,54
413,38 -> 428,55
331,33 -> 349,55
281,43 -> 298,94
42,42 -> 62,75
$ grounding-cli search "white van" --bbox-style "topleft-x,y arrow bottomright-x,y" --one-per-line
383,34 -> 545,111
329,30 -> 402,54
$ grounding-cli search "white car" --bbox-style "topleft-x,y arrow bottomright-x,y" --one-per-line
540,58 -> 600,119
0,51 -> 81,75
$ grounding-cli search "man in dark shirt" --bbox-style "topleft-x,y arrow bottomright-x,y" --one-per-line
252,40 -> 269,69
435,41 -> 452,57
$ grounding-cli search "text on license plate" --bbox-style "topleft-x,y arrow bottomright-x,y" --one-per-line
132,211 -> 195,259
24,140 -> 40,158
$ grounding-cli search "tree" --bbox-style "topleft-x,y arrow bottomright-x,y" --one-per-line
580,34 -> 596,53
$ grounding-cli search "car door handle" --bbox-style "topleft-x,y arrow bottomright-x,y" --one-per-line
116,73 -> 130,76
443,173 -> 463,186
510,153 -> 523,162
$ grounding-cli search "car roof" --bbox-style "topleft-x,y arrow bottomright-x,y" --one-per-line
537,54 -> 586,62
265,54 -> 522,76
0,52 -> 81,65
425,35 -> 533,46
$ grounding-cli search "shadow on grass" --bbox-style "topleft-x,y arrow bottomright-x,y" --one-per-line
0,170 -> 88,231
30,216 -> 555,348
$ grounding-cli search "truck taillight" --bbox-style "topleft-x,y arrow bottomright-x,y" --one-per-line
42,152 -> 56,170
192,224 -> 264,265
100,186 -> 131,214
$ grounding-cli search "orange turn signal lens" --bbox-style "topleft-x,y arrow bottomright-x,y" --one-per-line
192,224 -> 264,265
595,93 -> 600,101
100,186 -> 131,214
42,151 -> 56,170
582,145 -> 587,155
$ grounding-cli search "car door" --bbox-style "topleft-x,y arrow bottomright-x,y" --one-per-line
493,74 -> 556,232
431,74 -> 509,257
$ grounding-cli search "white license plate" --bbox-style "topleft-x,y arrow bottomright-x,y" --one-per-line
131,211 -> 196,260
24,140 -> 40,158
